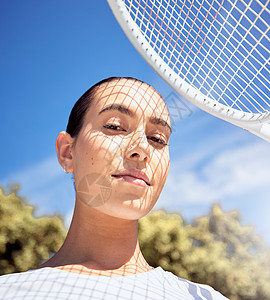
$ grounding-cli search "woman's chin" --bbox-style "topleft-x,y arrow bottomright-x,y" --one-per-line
92,196 -> 157,221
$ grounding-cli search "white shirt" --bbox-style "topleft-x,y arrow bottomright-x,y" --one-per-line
0,267 -> 228,299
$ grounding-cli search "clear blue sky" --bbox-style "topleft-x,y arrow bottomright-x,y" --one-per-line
1,0 -> 270,245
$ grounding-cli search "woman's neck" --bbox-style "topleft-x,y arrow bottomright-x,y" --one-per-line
38,201 -> 152,277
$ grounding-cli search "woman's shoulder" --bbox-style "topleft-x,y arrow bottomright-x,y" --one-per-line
0,268 -> 61,287
150,267 -> 229,300
0,268 -> 85,299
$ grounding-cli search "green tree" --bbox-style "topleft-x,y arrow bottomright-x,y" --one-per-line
1,184 -> 269,299
0,185 -> 66,275
139,204 -> 270,300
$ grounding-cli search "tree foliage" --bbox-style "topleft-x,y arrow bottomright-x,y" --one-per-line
1,184 -> 270,299
0,186 -> 66,275
139,205 -> 270,300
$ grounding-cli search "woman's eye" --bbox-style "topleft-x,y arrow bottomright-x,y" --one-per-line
147,136 -> 167,146
103,124 -> 126,132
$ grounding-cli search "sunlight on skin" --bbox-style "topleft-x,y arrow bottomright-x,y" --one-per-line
39,78 -> 171,277
69,78 -> 171,220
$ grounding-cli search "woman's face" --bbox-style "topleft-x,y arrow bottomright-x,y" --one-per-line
71,79 -> 171,220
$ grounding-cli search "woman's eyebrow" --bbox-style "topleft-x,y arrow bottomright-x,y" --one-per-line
98,104 -> 134,117
150,117 -> 172,134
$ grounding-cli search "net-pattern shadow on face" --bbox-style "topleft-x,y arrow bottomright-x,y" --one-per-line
75,78 -> 171,211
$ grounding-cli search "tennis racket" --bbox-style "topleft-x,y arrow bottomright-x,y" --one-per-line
107,0 -> 270,142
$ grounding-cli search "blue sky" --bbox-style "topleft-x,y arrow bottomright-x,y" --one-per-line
1,0 -> 270,245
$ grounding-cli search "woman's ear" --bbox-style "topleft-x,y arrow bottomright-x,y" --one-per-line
56,131 -> 74,173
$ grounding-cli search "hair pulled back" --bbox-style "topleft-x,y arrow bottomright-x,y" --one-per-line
66,77 -> 146,140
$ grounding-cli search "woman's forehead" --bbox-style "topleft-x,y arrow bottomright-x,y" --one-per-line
93,79 -> 169,117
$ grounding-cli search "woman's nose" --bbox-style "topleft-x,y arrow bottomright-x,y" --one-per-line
125,129 -> 151,163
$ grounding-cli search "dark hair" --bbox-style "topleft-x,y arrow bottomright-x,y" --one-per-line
66,77 -> 149,140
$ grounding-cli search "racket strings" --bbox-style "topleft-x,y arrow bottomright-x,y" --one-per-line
150,0 -> 268,113
123,0 -> 270,115
129,0 -> 223,84
177,0 -> 269,113
209,1 -> 269,101
127,0 -> 242,105
201,0 -> 269,112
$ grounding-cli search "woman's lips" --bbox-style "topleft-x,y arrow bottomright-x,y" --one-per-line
111,169 -> 150,187
112,175 -> 148,187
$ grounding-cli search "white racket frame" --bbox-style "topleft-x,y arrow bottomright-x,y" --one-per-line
107,0 -> 270,142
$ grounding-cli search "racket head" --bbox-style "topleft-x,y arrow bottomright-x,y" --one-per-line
107,0 -> 270,141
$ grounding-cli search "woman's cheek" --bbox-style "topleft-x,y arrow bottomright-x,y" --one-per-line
94,135 -> 126,170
